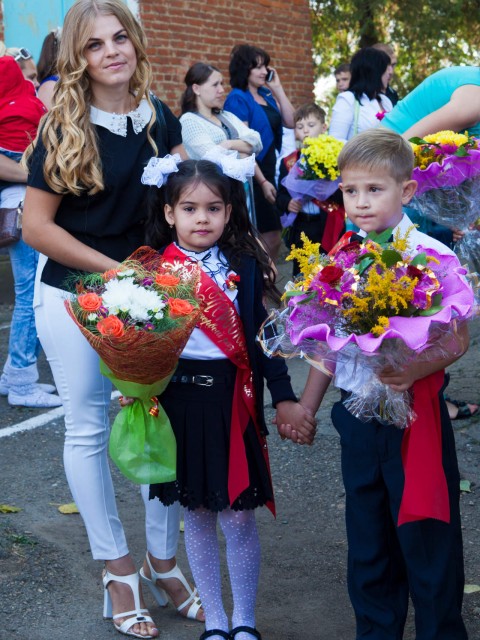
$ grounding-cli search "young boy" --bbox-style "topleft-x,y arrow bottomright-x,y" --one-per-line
334,63 -> 351,92
281,128 -> 470,639
276,103 -> 345,276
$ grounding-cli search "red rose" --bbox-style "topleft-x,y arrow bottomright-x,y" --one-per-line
341,241 -> 361,253
319,265 -> 344,284
77,292 -> 103,311
407,265 -> 424,280
97,315 -> 125,338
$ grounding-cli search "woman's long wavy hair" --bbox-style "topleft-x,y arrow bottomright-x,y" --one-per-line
180,62 -> 221,115
349,47 -> 390,102
23,0 -> 156,196
146,160 -> 280,304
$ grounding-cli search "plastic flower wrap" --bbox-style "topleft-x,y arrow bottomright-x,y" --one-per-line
408,130 -> 480,270
259,228 -> 475,428
280,134 -> 344,229
65,246 -> 201,484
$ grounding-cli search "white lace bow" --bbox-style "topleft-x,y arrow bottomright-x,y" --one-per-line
141,154 -> 182,187
202,147 -> 256,182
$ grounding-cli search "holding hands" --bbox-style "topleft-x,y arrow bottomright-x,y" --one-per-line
273,400 -> 317,445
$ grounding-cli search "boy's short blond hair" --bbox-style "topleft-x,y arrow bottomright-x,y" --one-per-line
337,128 -> 414,182
294,102 -> 326,125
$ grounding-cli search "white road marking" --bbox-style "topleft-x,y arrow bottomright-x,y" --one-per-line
0,390 -> 121,438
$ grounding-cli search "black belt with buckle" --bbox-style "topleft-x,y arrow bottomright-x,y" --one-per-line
170,374 -> 231,387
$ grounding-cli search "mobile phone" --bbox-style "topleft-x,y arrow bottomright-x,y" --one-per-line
266,69 -> 274,83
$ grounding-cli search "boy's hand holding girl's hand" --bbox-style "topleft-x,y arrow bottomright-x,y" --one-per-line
273,400 -> 317,445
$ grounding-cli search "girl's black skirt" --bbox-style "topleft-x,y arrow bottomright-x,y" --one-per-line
149,358 -> 273,512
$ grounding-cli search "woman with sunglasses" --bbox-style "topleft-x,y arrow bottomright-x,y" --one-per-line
6,46 -> 39,89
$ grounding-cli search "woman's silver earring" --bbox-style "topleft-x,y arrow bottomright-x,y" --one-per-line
169,224 -> 174,229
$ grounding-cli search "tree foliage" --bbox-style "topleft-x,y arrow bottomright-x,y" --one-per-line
311,0 -> 480,97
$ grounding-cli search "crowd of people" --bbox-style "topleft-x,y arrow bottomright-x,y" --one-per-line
1,0 -> 479,639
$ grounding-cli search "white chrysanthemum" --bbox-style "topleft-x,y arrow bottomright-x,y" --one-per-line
117,269 -> 135,278
102,278 -> 139,315
128,287 -> 166,321
87,313 -> 98,321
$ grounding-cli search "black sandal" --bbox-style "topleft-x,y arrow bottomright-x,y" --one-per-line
199,630 -> 231,640
445,397 -> 479,420
230,627 -> 262,639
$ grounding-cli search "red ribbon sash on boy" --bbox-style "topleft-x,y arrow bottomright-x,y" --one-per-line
398,369 -> 450,526
162,244 -> 274,514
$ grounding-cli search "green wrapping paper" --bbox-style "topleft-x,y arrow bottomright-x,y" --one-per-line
101,360 -> 176,484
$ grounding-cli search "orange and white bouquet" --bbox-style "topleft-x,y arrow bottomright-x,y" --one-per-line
65,246 -> 201,484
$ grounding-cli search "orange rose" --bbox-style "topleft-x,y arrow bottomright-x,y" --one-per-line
97,315 -> 125,338
156,273 -> 180,287
103,268 -> 119,281
77,293 -> 103,311
168,298 -> 194,317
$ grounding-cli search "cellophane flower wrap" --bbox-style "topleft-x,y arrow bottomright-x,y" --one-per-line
280,134 -> 344,229
65,246 -> 201,484
408,130 -> 480,270
259,228 -> 475,428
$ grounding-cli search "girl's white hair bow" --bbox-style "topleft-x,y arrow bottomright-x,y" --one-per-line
202,147 -> 256,182
141,153 -> 182,187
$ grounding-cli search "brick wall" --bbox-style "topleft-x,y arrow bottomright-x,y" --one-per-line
0,4 -> 4,43
140,0 -> 314,115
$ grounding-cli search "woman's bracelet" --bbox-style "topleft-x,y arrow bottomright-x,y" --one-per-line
260,178 -> 268,186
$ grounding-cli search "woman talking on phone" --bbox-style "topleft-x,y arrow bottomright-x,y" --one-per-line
224,44 -> 295,262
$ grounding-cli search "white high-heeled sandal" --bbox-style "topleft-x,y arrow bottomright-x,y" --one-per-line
139,554 -> 203,621
103,569 -> 157,639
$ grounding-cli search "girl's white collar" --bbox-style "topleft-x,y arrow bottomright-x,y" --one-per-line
90,99 -> 152,136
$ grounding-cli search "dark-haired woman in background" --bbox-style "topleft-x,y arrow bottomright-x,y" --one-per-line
224,44 -> 294,262
329,47 -> 393,142
180,62 -> 262,160
37,29 -> 61,109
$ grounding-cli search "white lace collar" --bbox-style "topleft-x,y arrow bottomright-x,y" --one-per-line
90,99 -> 152,136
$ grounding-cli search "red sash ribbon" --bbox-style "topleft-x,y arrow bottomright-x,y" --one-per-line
162,244 -> 274,513
398,370 -> 450,526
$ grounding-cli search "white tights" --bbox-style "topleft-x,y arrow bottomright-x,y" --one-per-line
34,281 -> 180,560
184,508 -> 260,640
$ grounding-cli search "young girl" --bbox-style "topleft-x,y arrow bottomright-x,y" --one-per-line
141,158 -> 316,640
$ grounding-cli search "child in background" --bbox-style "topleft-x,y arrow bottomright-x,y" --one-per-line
276,103 -> 345,276
278,128 -> 469,639
142,158 -> 316,640
334,63 -> 351,92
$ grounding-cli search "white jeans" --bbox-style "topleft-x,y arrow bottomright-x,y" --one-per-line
34,280 -> 180,560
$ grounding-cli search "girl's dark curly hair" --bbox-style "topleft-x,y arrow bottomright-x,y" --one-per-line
145,159 -> 280,303
180,62 -> 221,115
229,44 -> 270,91
349,47 -> 390,102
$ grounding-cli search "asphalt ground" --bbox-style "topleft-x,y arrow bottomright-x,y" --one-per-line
1,252 -> 480,640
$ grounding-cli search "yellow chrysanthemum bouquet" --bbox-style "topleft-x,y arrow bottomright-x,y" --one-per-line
281,134 -> 344,203
260,228 -> 475,427
409,130 -> 480,270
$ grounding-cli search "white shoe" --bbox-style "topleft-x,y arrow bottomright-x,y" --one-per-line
0,380 -> 56,396
8,386 -> 63,408
103,570 -> 158,639
139,554 -> 203,621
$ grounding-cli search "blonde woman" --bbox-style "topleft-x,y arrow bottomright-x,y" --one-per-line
22,1 -> 204,637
